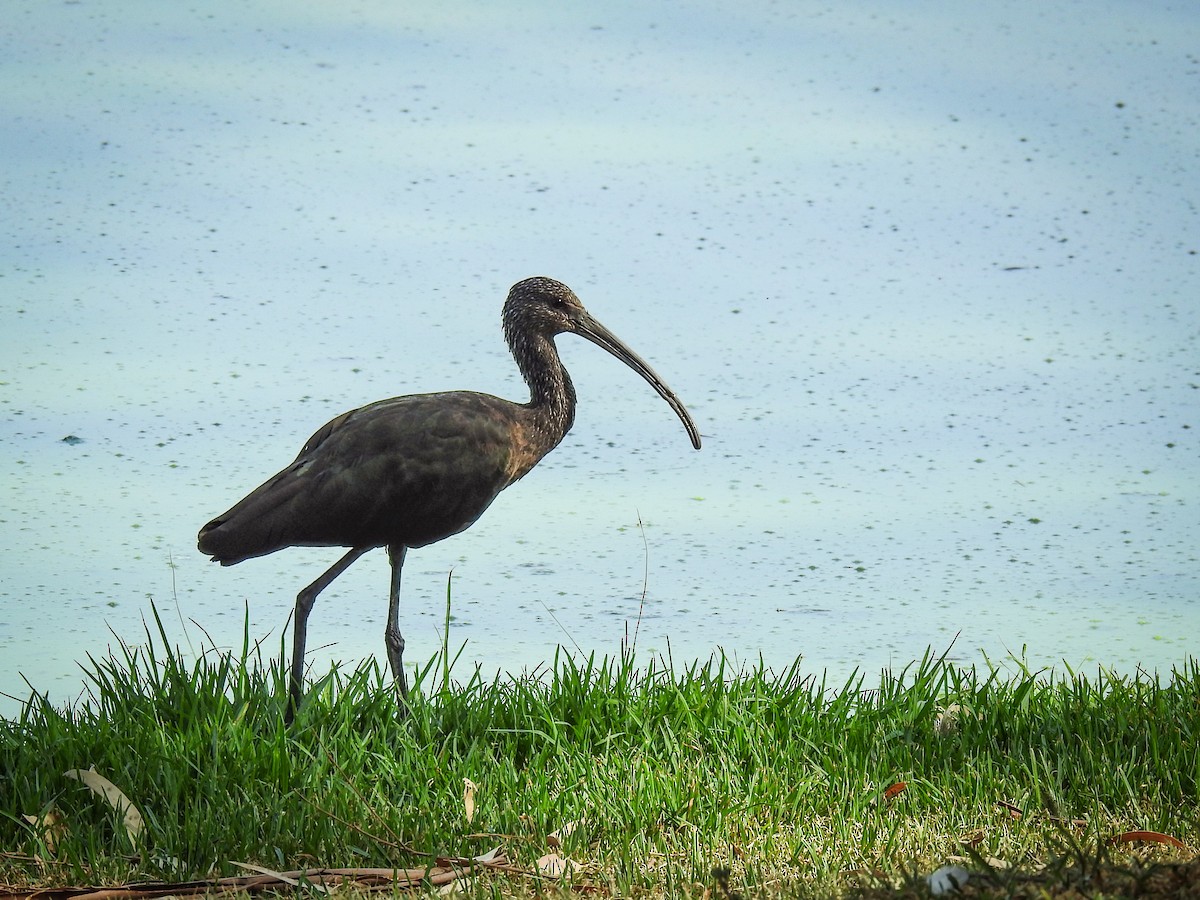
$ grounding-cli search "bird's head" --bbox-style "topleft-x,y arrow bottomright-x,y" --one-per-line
502,276 -> 586,339
502,276 -> 702,450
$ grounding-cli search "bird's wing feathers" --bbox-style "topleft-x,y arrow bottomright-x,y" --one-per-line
198,392 -> 520,563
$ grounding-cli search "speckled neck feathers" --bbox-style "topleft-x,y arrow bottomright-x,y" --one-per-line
502,301 -> 577,460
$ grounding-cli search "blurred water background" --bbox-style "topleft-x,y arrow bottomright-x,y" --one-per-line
2,1 -> 1196,716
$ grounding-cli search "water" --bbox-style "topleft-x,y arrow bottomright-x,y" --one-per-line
2,1 -> 1197,717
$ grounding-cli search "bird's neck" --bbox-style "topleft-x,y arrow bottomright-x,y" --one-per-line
516,332 -> 577,453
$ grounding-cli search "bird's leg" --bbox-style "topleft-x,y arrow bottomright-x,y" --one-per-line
287,546 -> 371,723
385,544 -> 409,702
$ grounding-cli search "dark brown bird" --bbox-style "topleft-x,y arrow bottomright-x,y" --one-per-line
198,276 -> 701,718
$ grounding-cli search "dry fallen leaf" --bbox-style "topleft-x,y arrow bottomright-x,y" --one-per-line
22,807 -> 66,855
471,847 -> 504,866
64,766 -> 145,849
934,702 -> 981,736
231,860 -> 329,893
546,818 -> 582,849
463,777 -> 478,825
535,851 -> 576,879
1113,830 -> 1187,849
958,829 -> 986,848
996,799 -> 1023,819
437,875 -> 472,895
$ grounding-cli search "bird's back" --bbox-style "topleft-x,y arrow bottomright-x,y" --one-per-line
198,391 -> 531,564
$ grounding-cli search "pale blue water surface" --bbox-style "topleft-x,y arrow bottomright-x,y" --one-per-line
2,1 -> 1197,717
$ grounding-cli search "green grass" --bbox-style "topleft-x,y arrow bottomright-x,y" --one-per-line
1,608 -> 1197,897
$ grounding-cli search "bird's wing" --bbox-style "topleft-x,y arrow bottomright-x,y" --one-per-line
197,392 -> 519,562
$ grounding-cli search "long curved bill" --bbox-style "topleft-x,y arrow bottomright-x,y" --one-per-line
573,311 -> 702,450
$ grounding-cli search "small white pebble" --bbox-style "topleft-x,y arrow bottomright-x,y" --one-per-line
927,864 -> 970,895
